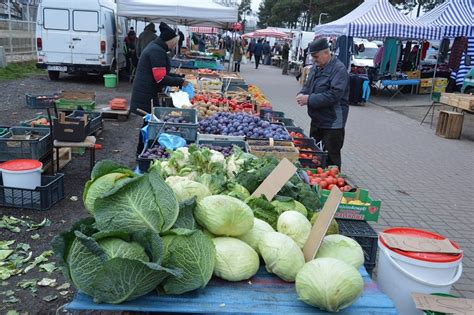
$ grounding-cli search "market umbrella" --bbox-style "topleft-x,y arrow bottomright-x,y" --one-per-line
242,32 -> 256,38
254,28 -> 289,38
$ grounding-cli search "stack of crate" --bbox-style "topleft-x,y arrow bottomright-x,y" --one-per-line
418,78 -> 448,95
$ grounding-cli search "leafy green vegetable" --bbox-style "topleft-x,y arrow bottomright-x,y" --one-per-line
237,218 -> 274,254
196,173 -> 227,194
165,177 -> 212,203
277,211 -> 312,248
195,195 -> 254,237
173,198 -> 198,230
315,235 -> 364,269
161,229 -> 216,294
51,218 -> 181,304
310,212 -> 339,235
83,173 -> 134,213
213,237 -> 259,281
272,197 -> 308,217
93,165 -> 179,234
222,183 -> 250,201
245,196 -> 280,229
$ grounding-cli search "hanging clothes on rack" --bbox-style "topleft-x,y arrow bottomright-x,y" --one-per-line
439,38 -> 450,63
335,35 -> 353,69
403,41 -> 412,62
421,41 -> 430,60
374,46 -> 384,67
379,38 -> 399,75
449,36 -> 468,71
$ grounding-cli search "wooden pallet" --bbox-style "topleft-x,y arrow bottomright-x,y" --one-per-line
97,105 -> 130,121
436,110 -> 464,139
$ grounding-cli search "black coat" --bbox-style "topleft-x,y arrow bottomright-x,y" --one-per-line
130,38 -> 184,114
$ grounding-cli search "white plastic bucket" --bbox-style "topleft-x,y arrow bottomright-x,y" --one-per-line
0,159 -> 42,189
377,229 -> 463,315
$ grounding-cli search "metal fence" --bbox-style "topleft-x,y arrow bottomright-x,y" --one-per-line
0,1 -> 38,61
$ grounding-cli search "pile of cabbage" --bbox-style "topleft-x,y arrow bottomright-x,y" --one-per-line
54,152 -> 366,312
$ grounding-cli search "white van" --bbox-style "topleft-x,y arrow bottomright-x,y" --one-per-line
352,40 -> 379,68
36,0 -> 127,80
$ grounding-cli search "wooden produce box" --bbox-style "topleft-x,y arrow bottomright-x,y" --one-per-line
420,78 -> 433,88
436,110 -> 464,139
440,93 -> 474,111
248,139 -> 299,162
59,90 -> 96,101
405,70 -> 421,79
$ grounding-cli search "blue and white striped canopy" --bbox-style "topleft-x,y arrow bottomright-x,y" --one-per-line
451,37 -> 474,86
418,0 -> 473,38
314,0 -> 442,40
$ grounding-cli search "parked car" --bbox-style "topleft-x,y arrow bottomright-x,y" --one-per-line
36,0 -> 127,80
351,41 -> 378,68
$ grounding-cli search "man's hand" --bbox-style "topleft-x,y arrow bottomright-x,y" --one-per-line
296,94 -> 309,106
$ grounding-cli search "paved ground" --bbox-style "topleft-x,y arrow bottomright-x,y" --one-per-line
239,61 -> 474,298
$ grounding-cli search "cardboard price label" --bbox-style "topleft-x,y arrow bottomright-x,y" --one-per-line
412,293 -> 474,314
251,158 -> 297,201
380,233 -> 462,254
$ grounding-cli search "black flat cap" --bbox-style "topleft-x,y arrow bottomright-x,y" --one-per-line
159,22 -> 178,42
309,38 -> 329,53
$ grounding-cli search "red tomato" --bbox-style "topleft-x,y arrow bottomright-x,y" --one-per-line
306,170 -> 312,176
329,168 -> 339,177
316,167 -> 324,174
337,178 -> 346,187
343,185 -> 352,192
319,181 -> 328,190
315,178 -> 322,184
327,184 -> 335,190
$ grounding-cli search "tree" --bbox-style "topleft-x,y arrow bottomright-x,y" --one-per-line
390,0 -> 446,17
238,0 -> 252,22
257,0 -> 279,28
271,0 -> 303,29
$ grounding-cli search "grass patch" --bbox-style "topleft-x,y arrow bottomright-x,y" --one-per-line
0,61 -> 45,80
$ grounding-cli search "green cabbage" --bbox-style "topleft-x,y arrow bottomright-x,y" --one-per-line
165,177 -> 212,203
277,211 -> 312,248
295,258 -> 363,312
51,218 -> 180,304
258,232 -> 305,282
237,218 -> 274,254
212,237 -> 259,281
315,235 -> 364,269
93,165 -> 179,234
271,199 -> 308,217
161,229 -> 216,294
195,195 -> 254,236
223,183 -> 250,201
310,212 -> 339,235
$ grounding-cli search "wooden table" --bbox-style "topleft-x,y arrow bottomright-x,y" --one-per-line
54,136 -> 96,172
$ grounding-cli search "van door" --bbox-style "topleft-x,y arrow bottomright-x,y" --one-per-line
102,8 -> 116,67
41,7 -> 72,67
71,10 -> 101,65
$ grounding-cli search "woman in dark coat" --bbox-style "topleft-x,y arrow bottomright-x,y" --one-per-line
130,22 -> 188,114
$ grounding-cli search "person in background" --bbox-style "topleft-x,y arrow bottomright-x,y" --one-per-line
281,41 -> 290,75
263,41 -> 271,65
178,30 -> 185,54
233,38 -> 243,72
247,38 -> 256,63
137,23 -> 157,58
253,39 -> 264,69
199,35 -> 206,52
124,29 -> 138,74
296,38 -> 349,169
192,33 -> 199,46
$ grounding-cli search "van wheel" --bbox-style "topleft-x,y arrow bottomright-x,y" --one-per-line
48,71 -> 60,80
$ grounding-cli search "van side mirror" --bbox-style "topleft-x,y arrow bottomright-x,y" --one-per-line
466,55 -> 472,66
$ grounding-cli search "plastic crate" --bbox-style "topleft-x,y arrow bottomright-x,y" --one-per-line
20,115 -> 53,128
286,126 -> 309,139
148,122 -> 198,143
337,219 -> 378,275
0,127 -> 9,137
55,99 -> 96,111
299,151 -> 328,169
274,117 -> 295,127
197,139 -> 249,156
195,59 -> 218,69
0,127 -> 52,162
260,109 -> 285,121
137,143 -> 170,172
25,93 -> 59,109
153,108 -> 198,124
0,173 -> 65,210
68,110 -> 103,135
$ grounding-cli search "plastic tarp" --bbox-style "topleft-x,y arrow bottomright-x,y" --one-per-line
314,0 -> 442,40
417,0 -> 473,38
116,0 -> 238,27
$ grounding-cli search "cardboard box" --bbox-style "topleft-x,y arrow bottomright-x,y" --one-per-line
320,188 -> 381,222
434,78 -> 448,86
53,112 -> 89,142
420,78 -> 433,88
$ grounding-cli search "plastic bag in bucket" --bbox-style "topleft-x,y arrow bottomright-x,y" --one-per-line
158,133 -> 186,150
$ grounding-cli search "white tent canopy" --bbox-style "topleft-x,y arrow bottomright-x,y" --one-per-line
314,0 -> 442,40
116,0 -> 238,27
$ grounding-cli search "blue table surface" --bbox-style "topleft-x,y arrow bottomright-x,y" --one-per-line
381,79 -> 420,86
66,266 -> 398,314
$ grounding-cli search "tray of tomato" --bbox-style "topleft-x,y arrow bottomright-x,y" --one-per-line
287,126 -> 309,139
304,167 -> 353,192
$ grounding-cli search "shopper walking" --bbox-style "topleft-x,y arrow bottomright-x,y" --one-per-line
247,38 -> 256,63
137,23 -> 157,58
281,41 -> 290,75
233,39 -> 243,72
296,38 -> 349,169
263,41 -> 271,65
253,39 -> 264,69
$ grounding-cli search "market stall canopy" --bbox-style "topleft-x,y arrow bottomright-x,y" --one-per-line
116,0 -> 238,27
314,0 -> 442,40
242,32 -> 256,38
254,28 -> 289,39
189,27 -> 220,34
417,0 -> 473,38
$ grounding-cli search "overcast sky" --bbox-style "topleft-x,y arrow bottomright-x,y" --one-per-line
251,0 -> 261,12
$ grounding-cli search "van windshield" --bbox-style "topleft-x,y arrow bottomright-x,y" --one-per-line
354,47 -> 378,60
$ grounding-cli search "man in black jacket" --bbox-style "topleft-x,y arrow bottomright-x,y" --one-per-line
130,22 -> 188,114
296,38 -> 349,169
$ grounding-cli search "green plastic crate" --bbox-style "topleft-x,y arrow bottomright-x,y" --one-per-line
55,99 -> 96,111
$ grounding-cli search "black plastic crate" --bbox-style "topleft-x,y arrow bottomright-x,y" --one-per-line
68,110 -> 103,135
0,127 -> 52,162
337,219 -> 378,276
293,138 -> 319,151
148,122 -> 198,143
299,151 -> 329,169
0,173 -> 65,210
286,126 -> 309,139
25,93 -> 59,109
153,107 -> 198,124
260,109 -> 285,121
137,142 -> 170,173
